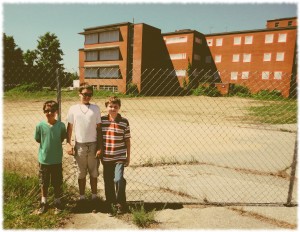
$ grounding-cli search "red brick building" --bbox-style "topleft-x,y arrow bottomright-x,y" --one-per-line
78,17 -> 297,97
205,17 -> 297,97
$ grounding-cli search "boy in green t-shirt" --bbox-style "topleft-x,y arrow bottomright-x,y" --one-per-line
34,100 -> 66,214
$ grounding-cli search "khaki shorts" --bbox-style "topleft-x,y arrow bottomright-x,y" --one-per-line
74,142 -> 99,179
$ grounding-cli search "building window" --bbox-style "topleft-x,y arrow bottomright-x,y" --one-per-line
278,33 -> 287,43
170,53 -> 186,60
175,70 -> 186,77
99,49 -> 119,61
244,36 -> 253,44
275,22 -> 279,27
231,72 -> 238,80
84,68 -> 98,78
263,53 -> 272,62
233,37 -> 241,45
99,67 -> 120,78
205,56 -> 212,63
99,30 -> 119,43
241,71 -> 249,79
262,71 -> 270,80
85,51 -> 98,61
216,38 -> 223,46
100,85 -> 118,92
215,55 -> 221,63
165,36 -> 187,44
288,21 -> 293,26
265,34 -> 274,44
276,52 -> 285,61
243,53 -> 251,62
232,54 -> 240,62
194,54 -> 201,61
274,71 -> 283,80
85,33 -> 98,45
207,39 -> 213,46
195,37 -> 202,44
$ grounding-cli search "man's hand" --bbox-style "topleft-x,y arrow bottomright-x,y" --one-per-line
95,149 -> 102,159
66,143 -> 74,155
125,157 -> 130,167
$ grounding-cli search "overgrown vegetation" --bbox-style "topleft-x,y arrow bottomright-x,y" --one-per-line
3,172 -> 70,229
129,204 -> 157,228
247,101 -> 297,124
192,85 -> 221,97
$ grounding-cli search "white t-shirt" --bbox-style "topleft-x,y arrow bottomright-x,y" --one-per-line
67,104 -> 101,143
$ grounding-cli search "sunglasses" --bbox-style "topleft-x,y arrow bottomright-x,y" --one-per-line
81,92 -> 93,97
44,109 -> 56,114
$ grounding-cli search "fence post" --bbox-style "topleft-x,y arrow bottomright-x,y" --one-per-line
56,68 -> 61,121
286,134 -> 297,206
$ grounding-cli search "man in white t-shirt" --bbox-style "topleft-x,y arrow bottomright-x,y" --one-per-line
66,83 -> 102,212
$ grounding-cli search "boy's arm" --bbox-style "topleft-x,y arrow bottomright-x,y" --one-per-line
34,125 -> 41,143
125,138 -> 131,167
66,123 -> 73,155
95,123 -> 102,158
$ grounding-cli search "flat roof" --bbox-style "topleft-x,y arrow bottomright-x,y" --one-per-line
79,22 -> 132,35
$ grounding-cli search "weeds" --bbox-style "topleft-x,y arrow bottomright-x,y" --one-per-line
130,204 -> 157,228
3,172 -> 70,229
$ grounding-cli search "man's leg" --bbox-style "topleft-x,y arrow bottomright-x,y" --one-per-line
103,163 -> 117,207
115,163 -> 126,209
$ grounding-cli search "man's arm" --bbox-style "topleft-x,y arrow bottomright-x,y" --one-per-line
125,138 -> 131,166
95,123 -> 102,158
66,123 -> 73,155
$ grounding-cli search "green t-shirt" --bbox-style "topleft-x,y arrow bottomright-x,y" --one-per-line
34,120 -> 66,165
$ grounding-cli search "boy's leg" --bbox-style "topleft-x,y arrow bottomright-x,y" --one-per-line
38,163 -> 50,214
74,142 -> 88,198
51,163 -> 63,201
114,163 -> 126,206
87,142 -> 99,197
103,163 -> 117,206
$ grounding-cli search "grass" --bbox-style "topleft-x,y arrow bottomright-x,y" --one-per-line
247,100 -> 297,124
129,204 -> 158,228
3,172 -> 70,229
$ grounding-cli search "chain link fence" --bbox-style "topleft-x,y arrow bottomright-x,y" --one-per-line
3,67 -> 297,206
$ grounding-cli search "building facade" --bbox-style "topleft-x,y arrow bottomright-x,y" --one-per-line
78,17 -> 297,97
205,17 -> 297,97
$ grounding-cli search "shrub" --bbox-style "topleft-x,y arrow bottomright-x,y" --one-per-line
192,85 -> 221,97
7,82 -> 42,92
229,84 -> 251,97
126,82 -> 139,96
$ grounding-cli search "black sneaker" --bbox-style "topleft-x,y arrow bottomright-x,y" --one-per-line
74,199 -> 87,213
38,202 -> 48,214
91,198 -> 98,213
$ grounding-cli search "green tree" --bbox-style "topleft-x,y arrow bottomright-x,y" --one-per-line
3,33 -> 25,90
35,32 -> 64,89
23,49 -> 37,67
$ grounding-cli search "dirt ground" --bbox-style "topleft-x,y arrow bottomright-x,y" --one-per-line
3,96 -> 298,228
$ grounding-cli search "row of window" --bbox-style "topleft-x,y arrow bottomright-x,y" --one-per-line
85,67 -> 120,78
215,52 -> 285,63
163,36 -> 203,45
85,30 -> 119,44
207,33 -> 287,46
230,71 -> 284,80
85,49 -> 119,61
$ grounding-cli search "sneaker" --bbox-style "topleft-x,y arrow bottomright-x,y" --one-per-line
54,202 -> 63,215
91,198 -> 98,213
116,203 -> 125,214
38,202 -> 48,214
74,199 -> 87,213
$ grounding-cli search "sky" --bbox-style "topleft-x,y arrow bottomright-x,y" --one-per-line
2,0 -> 298,73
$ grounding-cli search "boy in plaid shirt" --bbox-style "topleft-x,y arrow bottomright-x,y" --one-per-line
101,96 -> 131,214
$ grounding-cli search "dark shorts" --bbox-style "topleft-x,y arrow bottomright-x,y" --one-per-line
39,163 -> 63,189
